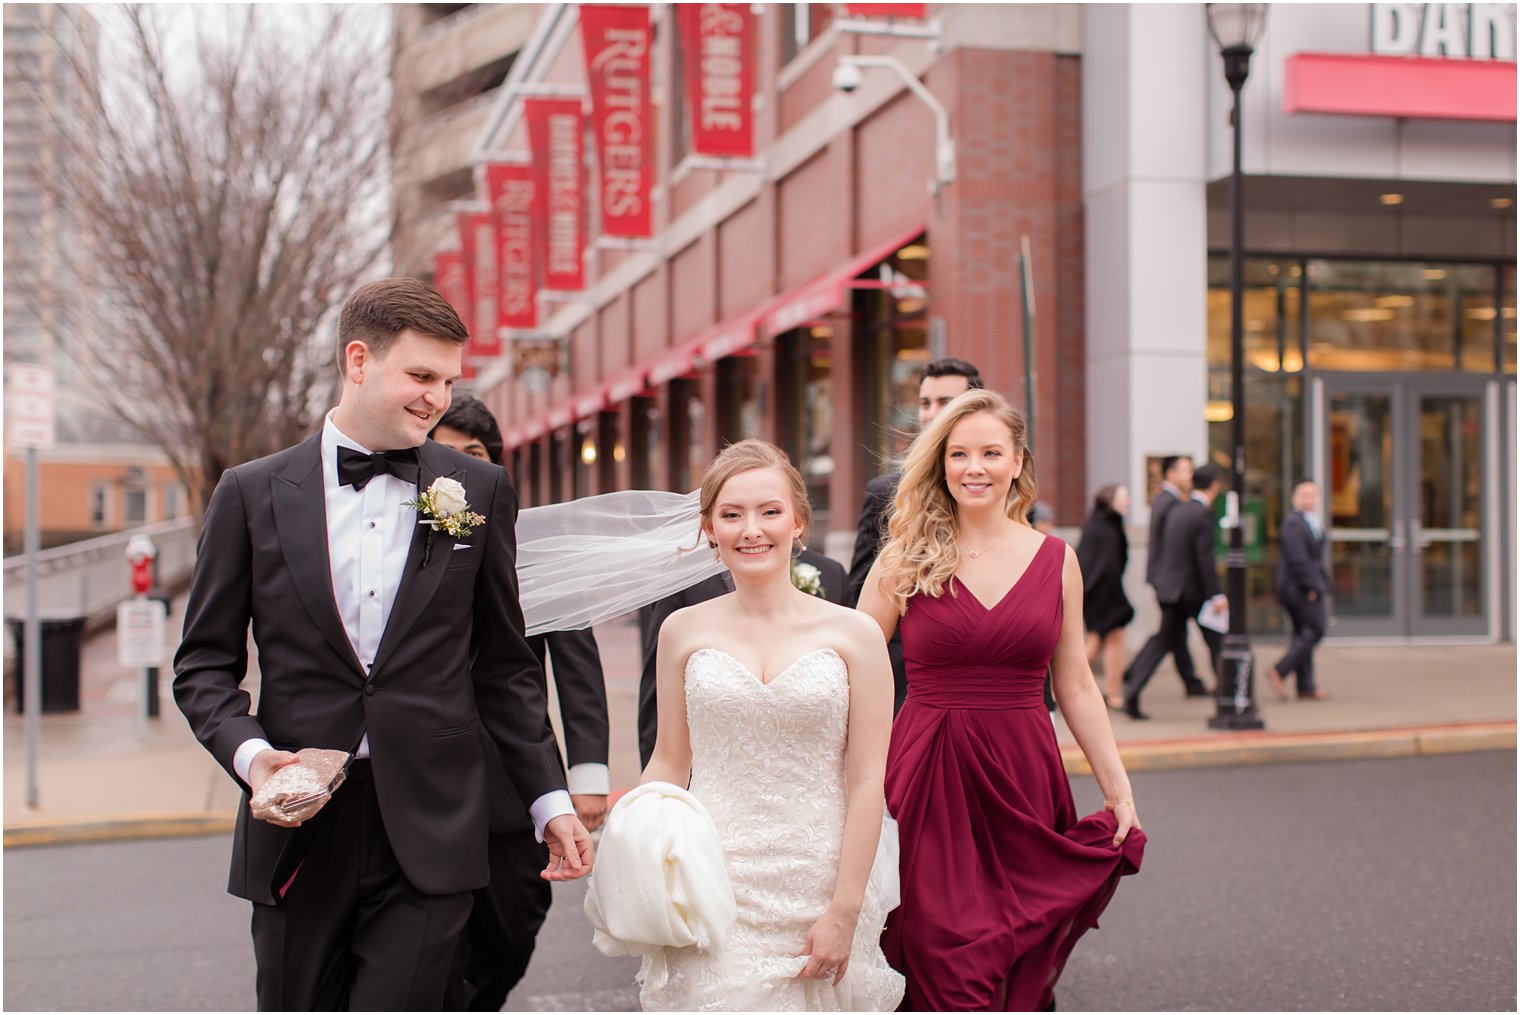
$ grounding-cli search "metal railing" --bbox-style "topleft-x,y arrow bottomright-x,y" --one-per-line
2,517 -> 198,633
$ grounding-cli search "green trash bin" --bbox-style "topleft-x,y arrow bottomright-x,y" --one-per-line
8,614 -> 85,714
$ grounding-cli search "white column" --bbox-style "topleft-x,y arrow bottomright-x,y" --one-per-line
1082,4 -> 1210,525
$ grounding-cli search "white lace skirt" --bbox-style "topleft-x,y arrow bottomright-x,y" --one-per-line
639,814 -> 903,1012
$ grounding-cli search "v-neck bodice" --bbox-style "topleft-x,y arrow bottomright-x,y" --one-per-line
898,533 -> 1064,710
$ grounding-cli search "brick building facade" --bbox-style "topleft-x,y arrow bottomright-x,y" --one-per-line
394,4 -> 1087,560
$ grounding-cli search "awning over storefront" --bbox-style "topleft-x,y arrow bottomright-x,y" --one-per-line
759,225 -> 925,338
504,224 -> 925,448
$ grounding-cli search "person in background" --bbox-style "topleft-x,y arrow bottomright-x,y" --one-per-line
431,394 -> 611,1011
1124,465 -> 1224,719
1077,484 -> 1135,711
1136,455 -> 1210,699
1269,478 -> 1330,702
847,357 -> 985,711
1030,500 -> 1057,536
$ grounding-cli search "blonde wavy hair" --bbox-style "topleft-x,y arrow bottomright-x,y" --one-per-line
875,389 -> 1038,614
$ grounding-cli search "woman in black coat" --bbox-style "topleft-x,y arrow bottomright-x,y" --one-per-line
1077,484 -> 1135,709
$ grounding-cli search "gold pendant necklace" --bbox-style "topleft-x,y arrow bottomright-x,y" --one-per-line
963,526 -> 1009,559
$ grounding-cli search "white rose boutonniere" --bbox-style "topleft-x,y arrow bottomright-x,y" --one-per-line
405,477 -> 486,566
790,560 -> 824,598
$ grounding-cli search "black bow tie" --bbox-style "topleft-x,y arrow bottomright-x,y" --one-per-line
337,446 -> 420,491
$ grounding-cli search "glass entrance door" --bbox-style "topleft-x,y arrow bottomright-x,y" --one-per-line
1317,377 -> 1490,638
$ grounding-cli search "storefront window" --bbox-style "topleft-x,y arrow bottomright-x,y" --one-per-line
1205,371 -> 1303,635
574,420 -> 594,500
597,411 -> 621,493
1504,266 -> 1516,373
630,396 -> 658,490
1206,257 -> 1302,374
1305,260 -> 1497,372
526,441 -> 542,506
778,326 -> 832,535
717,355 -> 762,444
862,241 -> 930,474
667,379 -> 706,491
548,431 -> 568,504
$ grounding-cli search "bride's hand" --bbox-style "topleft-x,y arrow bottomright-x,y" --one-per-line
798,906 -> 855,982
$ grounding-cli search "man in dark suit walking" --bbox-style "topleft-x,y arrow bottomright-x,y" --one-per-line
637,548 -> 847,767
1268,478 -> 1330,702
174,279 -> 592,1010
430,394 -> 609,1011
1138,454 -> 1209,698
1124,464 -> 1224,719
846,357 -> 983,711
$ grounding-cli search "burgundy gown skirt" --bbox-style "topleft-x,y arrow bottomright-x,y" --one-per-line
882,536 -> 1145,1011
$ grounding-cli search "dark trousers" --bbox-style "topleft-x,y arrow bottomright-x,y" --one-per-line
1274,591 -> 1325,694
250,762 -> 473,1012
1125,601 -> 1209,702
444,831 -> 552,1011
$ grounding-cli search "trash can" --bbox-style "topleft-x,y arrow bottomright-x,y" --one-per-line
8,614 -> 86,714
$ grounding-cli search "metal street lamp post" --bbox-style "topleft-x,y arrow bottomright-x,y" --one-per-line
1206,3 -> 1267,731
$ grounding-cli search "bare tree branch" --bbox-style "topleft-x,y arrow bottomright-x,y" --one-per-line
16,3 -> 395,512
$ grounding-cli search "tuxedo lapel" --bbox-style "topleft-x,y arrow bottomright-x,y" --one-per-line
370,441 -> 461,676
271,434 -> 365,679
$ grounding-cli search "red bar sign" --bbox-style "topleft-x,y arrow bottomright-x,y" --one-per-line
580,5 -> 654,238
526,97 -> 587,291
844,4 -> 927,17
678,4 -> 754,158
485,163 -> 537,330
456,210 -> 501,357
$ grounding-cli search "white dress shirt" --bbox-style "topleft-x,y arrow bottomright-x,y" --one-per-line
235,411 -> 574,841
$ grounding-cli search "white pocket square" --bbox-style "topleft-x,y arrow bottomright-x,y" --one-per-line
453,543 -> 471,551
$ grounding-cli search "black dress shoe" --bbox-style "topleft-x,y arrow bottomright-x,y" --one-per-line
1122,697 -> 1150,720
1184,684 -> 1212,698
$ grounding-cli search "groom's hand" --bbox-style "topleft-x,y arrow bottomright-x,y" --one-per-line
572,793 -> 607,832
540,814 -> 594,882
247,749 -> 303,827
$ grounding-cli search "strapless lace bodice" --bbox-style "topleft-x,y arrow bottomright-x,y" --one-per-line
637,646 -> 904,1012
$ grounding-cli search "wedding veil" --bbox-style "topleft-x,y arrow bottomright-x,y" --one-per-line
515,489 -> 727,636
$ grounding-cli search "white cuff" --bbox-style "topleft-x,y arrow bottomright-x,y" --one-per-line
233,737 -> 275,785
567,763 -> 610,796
528,789 -> 576,843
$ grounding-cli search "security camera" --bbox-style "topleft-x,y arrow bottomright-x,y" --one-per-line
832,62 -> 864,94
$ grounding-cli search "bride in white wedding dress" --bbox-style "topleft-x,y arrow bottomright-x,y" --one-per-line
637,440 -> 905,1012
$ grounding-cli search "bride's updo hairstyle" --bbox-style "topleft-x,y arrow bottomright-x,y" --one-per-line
875,389 -> 1037,613
697,439 -> 812,548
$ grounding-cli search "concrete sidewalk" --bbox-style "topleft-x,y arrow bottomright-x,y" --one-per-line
4,593 -> 1514,844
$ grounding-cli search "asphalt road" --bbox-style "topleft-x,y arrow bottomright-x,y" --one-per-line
5,751 -> 1515,1012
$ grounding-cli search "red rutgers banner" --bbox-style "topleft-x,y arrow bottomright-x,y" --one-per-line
433,249 -> 470,325
678,4 -> 754,158
455,210 -> 502,358
580,5 -> 653,239
844,3 -> 927,17
525,97 -> 586,292
485,162 -> 537,330
433,248 -> 477,379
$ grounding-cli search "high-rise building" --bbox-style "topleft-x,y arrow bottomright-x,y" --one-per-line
390,4 -> 543,278
3,4 -> 187,551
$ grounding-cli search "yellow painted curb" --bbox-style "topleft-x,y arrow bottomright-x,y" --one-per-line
4,812 -> 235,848
1061,723 -> 1516,776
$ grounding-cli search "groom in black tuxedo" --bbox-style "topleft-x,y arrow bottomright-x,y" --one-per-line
173,278 -> 592,1011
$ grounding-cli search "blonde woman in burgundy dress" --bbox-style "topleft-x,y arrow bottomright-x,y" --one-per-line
858,389 -> 1145,1011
